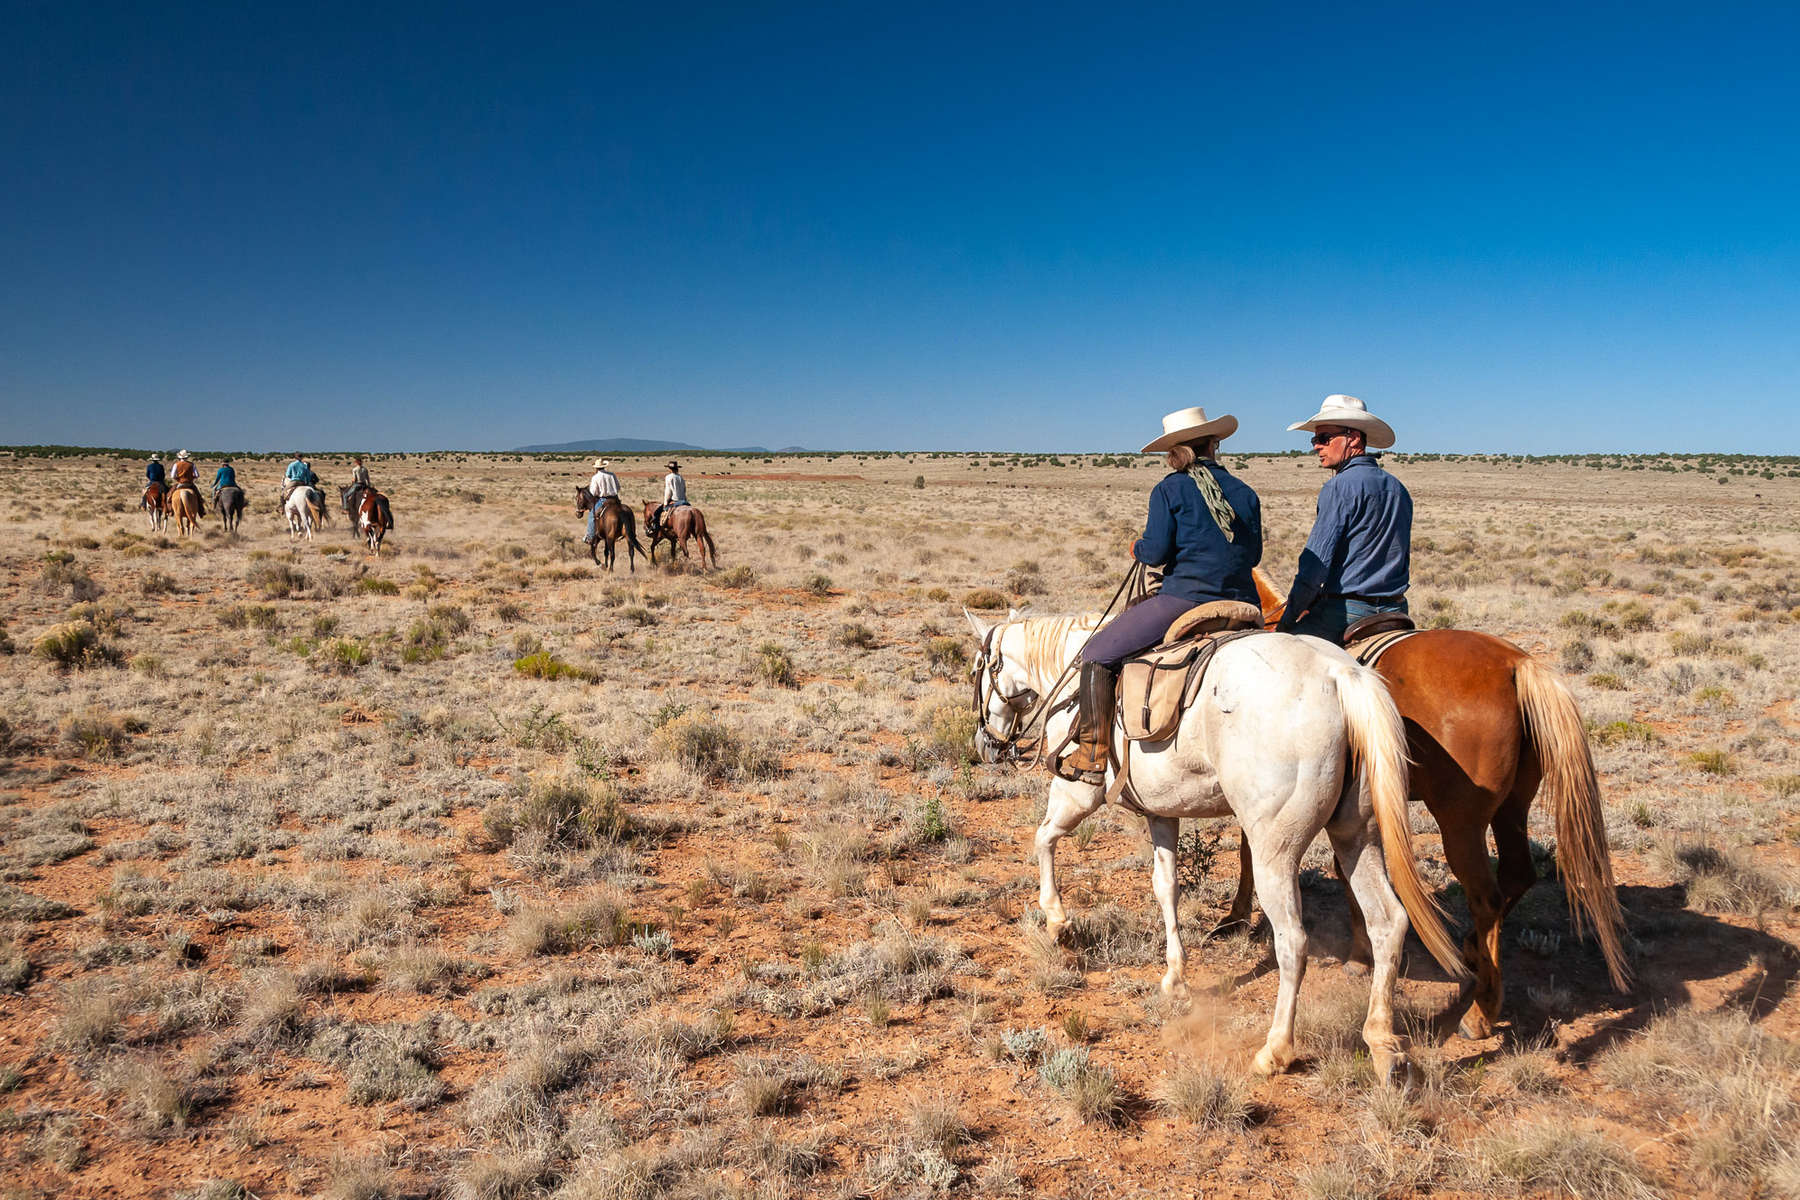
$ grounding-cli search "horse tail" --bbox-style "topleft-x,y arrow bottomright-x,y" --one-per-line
1334,660 -> 1468,979
701,529 -> 718,563
1515,656 -> 1630,990
624,507 -> 648,557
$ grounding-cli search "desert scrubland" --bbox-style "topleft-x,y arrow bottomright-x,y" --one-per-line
1,448 -> 1797,1200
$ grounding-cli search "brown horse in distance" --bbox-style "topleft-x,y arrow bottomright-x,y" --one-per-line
169,485 -> 203,536
142,481 -> 169,532
352,488 -> 391,555
642,500 -> 718,570
1225,567 -> 1628,1037
575,489 -> 647,572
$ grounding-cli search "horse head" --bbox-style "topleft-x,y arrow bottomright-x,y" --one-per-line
965,612 -> 1041,763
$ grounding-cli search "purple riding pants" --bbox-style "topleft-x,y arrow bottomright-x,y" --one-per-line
1079,593 -> 1199,668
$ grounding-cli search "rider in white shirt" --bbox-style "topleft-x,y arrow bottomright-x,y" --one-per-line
651,460 -> 688,538
585,459 -> 620,543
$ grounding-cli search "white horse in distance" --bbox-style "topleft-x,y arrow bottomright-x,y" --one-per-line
966,609 -> 1468,1082
284,488 -> 323,541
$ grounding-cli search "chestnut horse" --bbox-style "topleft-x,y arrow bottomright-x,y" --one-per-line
349,487 -> 391,555
142,482 -> 169,532
574,489 -> 647,572
170,485 -> 203,535
1229,568 -> 1628,1037
642,501 -> 718,570
217,486 -> 246,532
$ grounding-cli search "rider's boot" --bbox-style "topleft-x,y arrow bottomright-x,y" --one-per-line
1055,661 -> 1116,785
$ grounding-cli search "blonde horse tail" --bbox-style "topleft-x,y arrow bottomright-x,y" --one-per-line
1515,656 -> 1631,990
1335,662 -> 1469,978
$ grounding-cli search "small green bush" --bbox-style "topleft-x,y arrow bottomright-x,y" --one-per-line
247,563 -> 307,599
961,588 -> 1008,611
324,639 -> 372,672
754,642 -> 797,688
513,651 -> 596,682
712,565 -> 757,589
33,622 -> 121,670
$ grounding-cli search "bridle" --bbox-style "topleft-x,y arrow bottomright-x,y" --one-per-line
966,561 -> 1153,767
970,624 -> 1054,763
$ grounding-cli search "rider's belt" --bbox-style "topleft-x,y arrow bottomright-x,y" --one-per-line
1332,592 -> 1404,605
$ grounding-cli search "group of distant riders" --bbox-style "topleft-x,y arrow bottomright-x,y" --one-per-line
139,452 -> 392,532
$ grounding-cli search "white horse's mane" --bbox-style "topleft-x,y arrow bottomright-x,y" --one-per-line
998,610 -> 1108,681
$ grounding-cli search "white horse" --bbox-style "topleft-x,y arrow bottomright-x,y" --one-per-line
284,488 -> 318,541
965,609 -> 1467,1081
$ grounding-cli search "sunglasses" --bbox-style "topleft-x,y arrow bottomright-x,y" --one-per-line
1309,429 -> 1350,446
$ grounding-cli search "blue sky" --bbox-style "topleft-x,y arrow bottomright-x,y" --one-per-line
3,1 -> 1796,453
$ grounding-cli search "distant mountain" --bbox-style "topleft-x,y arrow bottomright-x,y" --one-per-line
512,437 -> 797,454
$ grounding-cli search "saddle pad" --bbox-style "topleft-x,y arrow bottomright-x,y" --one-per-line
1349,628 -> 1424,669
1119,629 -> 1264,742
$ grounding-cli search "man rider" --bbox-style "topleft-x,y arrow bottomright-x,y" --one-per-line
344,456 -> 394,531
649,460 -> 688,539
1275,395 -> 1412,644
143,453 -> 166,508
585,458 -> 620,544
211,457 -> 237,504
171,451 -> 205,515
282,454 -> 316,506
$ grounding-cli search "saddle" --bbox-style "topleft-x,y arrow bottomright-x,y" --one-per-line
1117,601 -> 1265,742
1342,613 -> 1420,669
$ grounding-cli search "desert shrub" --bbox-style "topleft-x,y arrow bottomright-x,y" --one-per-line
923,637 -> 968,676
712,565 -> 757,589
1038,1047 -> 1125,1125
754,642 -> 797,688
804,572 -> 833,596
248,562 -> 307,598
504,892 -> 631,956
1006,562 -> 1047,595
139,571 -> 178,596
916,701 -> 977,766
925,587 -> 950,602
40,554 -> 102,601
652,712 -> 775,781
33,621 -> 121,670
67,601 -> 131,635
835,622 -> 877,649
1656,839 -> 1794,916
502,777 -> 632,850
1589,719 -> 1659,746
354,576 -> 399,596
512,651 -> 596,682
962,587 -> 1008,610
56,706 -> 146,760
402,621 -> 448,663
1472,1120 -> 1653,1199
428,603 -> 471,634
1687,749 -> 1734,775
1158,1062 -> 1254,1130
324,638 -> 372,672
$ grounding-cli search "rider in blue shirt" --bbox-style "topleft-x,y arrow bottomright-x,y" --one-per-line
1277,395 -> 1412,643
212,458 -> 237,499
143,454 -> 166,508
1061,407 -> 1262,783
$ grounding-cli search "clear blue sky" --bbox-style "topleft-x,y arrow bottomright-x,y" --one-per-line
3,1 -> 1795,453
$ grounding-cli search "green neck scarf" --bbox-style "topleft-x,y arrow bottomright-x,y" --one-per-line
1186,460 -> 1238,542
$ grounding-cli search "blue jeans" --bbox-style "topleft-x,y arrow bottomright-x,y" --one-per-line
1290,596 -> 1408,645
586,499 -> 615,542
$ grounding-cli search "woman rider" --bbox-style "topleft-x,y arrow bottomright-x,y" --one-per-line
1060,407 -> 1263,783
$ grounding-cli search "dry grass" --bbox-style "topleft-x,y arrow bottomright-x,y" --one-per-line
0,451 -> 1796,1199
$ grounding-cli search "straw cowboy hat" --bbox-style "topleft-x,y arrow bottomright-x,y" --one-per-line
593,459 -> 610,470
1288,394 -> 1396,449
176,450 -> 190,460
1141,407 -> 1239,454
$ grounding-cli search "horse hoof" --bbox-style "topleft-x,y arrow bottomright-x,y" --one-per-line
1161,975 -> 1190,1000
1458,1011 -> 1495,1041
1251,1047 -> 1292,1077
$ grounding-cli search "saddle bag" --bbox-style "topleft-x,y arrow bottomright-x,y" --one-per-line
1117,628 -> 1262,743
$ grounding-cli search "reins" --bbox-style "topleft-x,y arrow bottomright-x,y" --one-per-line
974,561 -> 1153,768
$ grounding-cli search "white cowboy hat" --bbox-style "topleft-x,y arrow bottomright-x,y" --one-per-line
1141,406 -> 1239,454
593,458 -> 610,469
1288,394 -> 1396,449
176,450 -> 190,460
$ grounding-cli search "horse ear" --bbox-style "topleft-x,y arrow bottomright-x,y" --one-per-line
963,608 -> 995,641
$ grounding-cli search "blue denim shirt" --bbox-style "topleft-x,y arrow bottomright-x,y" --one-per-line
1132,465 -> 1263,605
1296,455 -> 1411,598
213,466 -> 236,490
